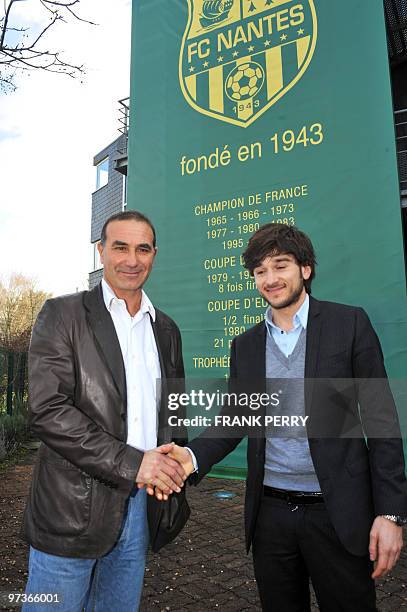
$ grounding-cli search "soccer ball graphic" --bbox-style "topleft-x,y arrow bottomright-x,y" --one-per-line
225,62 -> 265,102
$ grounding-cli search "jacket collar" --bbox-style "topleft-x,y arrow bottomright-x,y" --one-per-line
101,278 -> 156,322
257,295 -> 321,372
83,283 -> 173,397
150,310 -> 175,379
304,296 -> 321,416
305,295 -> 321,379
252,320 -> 267,381
83,283 -> 127,404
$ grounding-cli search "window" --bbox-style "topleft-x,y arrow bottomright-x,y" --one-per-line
96,157 -> 109,189
92,243 -> 103,272
122,175 -> 127,210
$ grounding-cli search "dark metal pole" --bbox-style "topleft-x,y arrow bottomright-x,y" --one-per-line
6,351 -> 14,416
17,352 -> 27,409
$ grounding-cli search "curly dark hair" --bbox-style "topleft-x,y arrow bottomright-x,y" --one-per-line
242,223 -> 317,293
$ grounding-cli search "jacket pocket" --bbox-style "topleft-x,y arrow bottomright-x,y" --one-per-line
31,460 -> 92,536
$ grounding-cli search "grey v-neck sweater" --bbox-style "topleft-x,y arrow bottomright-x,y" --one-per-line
264,328 -> 321,492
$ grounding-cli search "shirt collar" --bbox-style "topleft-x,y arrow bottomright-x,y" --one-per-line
265,293 -> 309,333
101,278 -> 156,321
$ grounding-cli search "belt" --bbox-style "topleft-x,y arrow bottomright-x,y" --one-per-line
264,486 -> 324,505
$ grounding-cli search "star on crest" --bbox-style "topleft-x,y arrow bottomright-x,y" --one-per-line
280,34 -> 288,41
189,66 -> 195,73
217,56 -> 224,63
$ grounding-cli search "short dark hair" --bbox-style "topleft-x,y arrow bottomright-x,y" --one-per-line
100,210 -> 156,247
242,223 -> 317,293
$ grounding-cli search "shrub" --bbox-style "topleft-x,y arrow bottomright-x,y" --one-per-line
0,412 -> 30,460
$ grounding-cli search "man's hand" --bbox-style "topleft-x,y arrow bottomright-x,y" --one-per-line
143,445 -> 195,501
369,516 -> 403,579
168,445 -> 195,475
135,443 -> 187,497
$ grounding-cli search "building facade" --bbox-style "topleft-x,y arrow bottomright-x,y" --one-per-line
89,134 -> 127,289
386,0 -> 407,254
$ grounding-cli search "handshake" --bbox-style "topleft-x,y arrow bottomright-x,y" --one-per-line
135,443 -> 194,501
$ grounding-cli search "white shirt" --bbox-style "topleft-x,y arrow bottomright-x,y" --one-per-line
102,279 -> 161,451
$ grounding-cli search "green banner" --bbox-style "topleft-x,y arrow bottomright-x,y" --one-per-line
128,0 -> 407,473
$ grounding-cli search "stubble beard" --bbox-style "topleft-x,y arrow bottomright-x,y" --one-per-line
266,278 -> 305,310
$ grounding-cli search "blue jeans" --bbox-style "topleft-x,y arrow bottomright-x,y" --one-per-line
23,488 -> 149,612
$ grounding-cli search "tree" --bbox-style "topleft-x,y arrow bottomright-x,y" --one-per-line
0,274 -> 50,352
0,275 -> 50,414
0,0 -> 95,93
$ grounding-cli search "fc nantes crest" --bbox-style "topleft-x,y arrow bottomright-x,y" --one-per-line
179,0 -> 317,127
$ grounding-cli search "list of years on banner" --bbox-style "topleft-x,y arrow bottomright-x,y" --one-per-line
191,182 -> 310,376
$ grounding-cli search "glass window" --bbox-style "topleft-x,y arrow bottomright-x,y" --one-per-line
122,175 -> 127,210
96,157 -> 109,189
93,243 -> 103,272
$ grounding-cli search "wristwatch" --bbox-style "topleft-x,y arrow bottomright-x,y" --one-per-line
381,515 -> 407,527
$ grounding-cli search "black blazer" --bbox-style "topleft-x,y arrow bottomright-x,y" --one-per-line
22,283 -> 186,558
188,297 -> 407,555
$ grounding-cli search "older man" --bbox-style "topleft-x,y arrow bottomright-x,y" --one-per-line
22,210 -> 186,611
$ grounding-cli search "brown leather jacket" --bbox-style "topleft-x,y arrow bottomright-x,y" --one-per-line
22,283 -> 185,558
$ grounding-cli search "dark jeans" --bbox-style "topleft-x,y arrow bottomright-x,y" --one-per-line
252,495 -> 376,612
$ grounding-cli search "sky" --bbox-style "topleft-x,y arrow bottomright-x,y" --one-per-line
0,0 -> 132,296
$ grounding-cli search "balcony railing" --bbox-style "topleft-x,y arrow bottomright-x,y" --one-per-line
118,97 -> 130,136
395,108 -> 407,194
114,97 -> 130,175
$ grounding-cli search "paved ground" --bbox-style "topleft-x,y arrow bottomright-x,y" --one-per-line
1,452 -> 407,611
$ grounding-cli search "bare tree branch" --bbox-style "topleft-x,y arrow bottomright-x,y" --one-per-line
1,46 -> 84,78
0,0 -> 14,49
2,26 -> 29,32
40,0 -> 97,25
11,13 -> 60,51
0,0 -> 93,93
